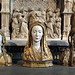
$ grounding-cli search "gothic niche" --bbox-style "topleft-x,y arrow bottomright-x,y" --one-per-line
11,0 -> 61,40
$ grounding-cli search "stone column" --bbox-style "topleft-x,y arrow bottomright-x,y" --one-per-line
62,0 -> 73,41
1,0 -> 10,40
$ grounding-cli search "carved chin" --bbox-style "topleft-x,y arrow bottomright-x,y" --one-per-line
33,39 -> 40,42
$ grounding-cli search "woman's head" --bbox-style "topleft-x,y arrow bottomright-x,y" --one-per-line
26,21 -> 46,48
31,25 -> 43,43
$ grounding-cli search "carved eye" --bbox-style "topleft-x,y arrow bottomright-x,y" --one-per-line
33,30 -> 37,33
33,31 -> 36,33
39,31 -> 41,33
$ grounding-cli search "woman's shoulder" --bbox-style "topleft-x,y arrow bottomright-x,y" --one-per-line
24,47 -> 31,51
24,47 -> 32,54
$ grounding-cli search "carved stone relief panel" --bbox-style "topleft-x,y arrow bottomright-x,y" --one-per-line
11,0 -> 61,40
46,8 -> 61,39
11,8 -> 28,39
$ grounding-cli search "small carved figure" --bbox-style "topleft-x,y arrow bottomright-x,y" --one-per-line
60,48 -> 70,66
12,8 -> 19,38
12,8 -> 19,18
53,8 -> 61,38
53,22 -> 61,38
46,8 -> 53,22
20,20 -> 28,38
46,18 -> 54,38
64,0 -> 73,12
22,21 -> 53,67
0,30 -> 12,66
12,13 -> 19,38
46,9 -> 55,38
18,13 -> 28,38
12,8 -> 29,39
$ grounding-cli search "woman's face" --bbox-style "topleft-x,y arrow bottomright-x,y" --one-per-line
31,25 -> 43,42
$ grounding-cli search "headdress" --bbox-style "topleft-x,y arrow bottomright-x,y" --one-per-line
24,21 -> 50,60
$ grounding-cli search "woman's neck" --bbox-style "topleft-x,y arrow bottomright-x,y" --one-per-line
32,41 -> 40,48
32,41 -> 41,52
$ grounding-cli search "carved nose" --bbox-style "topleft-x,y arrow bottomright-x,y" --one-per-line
36,32 -> 39,36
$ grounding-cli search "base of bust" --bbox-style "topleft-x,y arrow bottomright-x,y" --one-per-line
0,63 -> 12,67
23,60 -> 53,67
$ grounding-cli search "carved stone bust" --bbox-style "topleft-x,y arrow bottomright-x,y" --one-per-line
0,30 -> 12,66
22,21 -> 53,67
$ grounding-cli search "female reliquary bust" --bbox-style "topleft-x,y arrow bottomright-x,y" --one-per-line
0,30 -> 12,66
22,21 -> 53,67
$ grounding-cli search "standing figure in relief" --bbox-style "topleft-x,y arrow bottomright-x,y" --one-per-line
22,21 -> 53,67
0,30 -> 12,66
18,13 -> 28,38
53,22 -> 61,38
38,8 -> 46,23
41,10 -> 46,23
46,9 -> 55,38
21,18 -> 28,38
12,9 -> 19,38
46,8 -> 53,22
46,18 -> 54,38
53,8 -> 61,38
17,13 -> 23,37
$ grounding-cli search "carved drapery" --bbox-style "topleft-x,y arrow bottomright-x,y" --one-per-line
11,0 -> 61,40
11,7 -> 61,39
1,0 -> 74,41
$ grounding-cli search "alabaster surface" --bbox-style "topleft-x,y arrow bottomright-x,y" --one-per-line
22,21 -> 53,67
1,0 -> 75,41
11,0 -> 61,40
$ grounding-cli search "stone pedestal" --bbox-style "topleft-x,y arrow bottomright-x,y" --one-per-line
1,0 -> 10,40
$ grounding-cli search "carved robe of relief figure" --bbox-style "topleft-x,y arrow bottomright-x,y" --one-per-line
29,10 -> 46,24
22,21 -> 53,67
0,30 -> 12,66
21,20 -> 28,38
